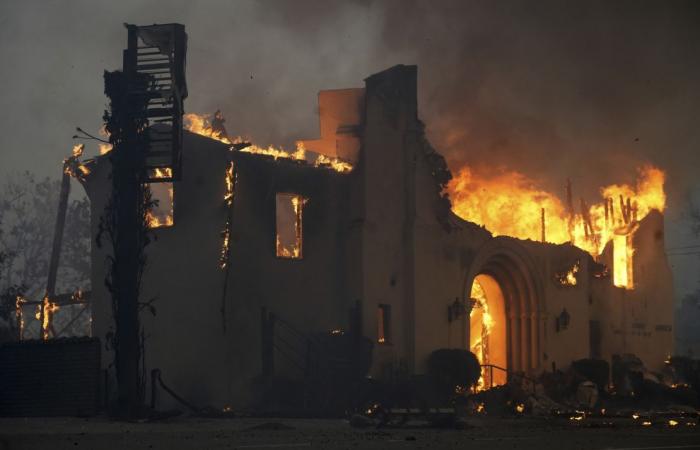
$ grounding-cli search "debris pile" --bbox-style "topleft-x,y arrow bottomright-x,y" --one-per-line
350,355 -> 700,429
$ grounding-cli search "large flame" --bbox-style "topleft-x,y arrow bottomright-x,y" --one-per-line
183,112 -> 352,173
448,165 -> 665,289
470,279 -> 494,391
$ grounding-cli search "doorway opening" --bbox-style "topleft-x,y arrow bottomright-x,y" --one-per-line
469,274 -> 508,389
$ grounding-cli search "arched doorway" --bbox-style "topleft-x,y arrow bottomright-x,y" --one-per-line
465,238 -> 544,388
469,274 -> 508,388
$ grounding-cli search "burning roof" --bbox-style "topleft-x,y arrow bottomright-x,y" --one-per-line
183,112 -> 353,173
447,165 -> 666,289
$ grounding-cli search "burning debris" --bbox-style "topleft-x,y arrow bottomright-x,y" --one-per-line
555,260 -> 580,287
63,144 -> 92,182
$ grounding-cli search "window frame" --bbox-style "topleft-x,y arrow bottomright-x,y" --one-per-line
275,192 -> 305,260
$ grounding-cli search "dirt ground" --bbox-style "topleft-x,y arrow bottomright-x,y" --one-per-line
0,415 -> 699,450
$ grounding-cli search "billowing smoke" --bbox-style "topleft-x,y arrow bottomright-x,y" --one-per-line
1,0 -> 698,291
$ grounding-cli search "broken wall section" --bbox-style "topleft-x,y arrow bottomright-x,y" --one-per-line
591,210 -> 674,373
300,88 -> 365,164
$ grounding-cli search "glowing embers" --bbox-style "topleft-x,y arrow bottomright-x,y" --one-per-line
275,193 -> 305,259
224,161 -> 235,206
220,162 -> 236,270
613,233 -> 634,289
377,304 -> 391,344
146,168 -> 174,229
469,274 -> 507,390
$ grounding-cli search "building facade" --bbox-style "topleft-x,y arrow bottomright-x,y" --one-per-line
82,65 -> 674,409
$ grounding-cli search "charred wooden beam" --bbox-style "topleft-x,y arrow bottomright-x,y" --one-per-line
541,207 -> 546,243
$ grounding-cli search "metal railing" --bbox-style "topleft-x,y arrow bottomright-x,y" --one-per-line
480,364 -> 538,394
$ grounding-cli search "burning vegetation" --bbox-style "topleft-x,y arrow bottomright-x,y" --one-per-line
448,165 -> 666,289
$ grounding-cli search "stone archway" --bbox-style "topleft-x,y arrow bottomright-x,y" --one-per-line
465,238 -> 545,382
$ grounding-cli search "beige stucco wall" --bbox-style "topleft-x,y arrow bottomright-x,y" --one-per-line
83,64 -> 676,411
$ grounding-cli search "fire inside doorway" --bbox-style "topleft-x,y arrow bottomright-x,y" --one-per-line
470,274 -> 508,390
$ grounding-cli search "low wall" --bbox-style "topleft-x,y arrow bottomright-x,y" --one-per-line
0,337 -> 101,417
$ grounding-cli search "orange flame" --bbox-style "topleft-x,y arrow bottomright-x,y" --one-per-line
148,167 -> 173,179
224,161 -> 235,206
99,124 -> 113,154
556,260 -> 580,286
276,195 -> 305,259
448,165 -> 665,289
35,295 -> 60,341
184,112 -> 352,172
470,279 -> 494,390
15,296 -> 26,340
220,162 -> 236,270
72,144 -> 84,158
145,169 -> 174,228
64,144 -> 92,180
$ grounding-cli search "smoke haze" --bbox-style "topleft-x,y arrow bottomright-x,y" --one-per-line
1,0 -> 698,294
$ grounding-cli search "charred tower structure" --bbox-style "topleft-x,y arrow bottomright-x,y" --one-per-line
102,23 -> 187,416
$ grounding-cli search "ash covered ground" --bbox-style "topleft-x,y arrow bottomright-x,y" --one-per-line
1,415 -> 699,450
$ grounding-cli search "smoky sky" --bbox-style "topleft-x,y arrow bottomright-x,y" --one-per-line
1,0 -> 699,292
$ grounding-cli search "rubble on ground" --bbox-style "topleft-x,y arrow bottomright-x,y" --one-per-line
351,355 -> 700,429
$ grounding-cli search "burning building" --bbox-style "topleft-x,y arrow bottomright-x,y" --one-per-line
78,64 -> 673,409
